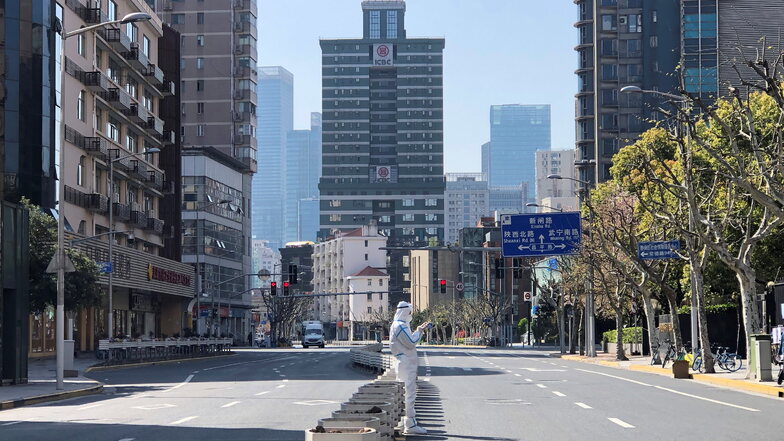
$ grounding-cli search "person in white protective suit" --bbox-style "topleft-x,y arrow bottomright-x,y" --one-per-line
390,301 -> 431,436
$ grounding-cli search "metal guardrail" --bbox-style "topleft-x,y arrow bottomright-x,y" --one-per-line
350,343 -> 395,372
96,338 -> 232,363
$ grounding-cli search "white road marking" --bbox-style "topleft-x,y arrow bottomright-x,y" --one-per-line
561,365 -> 569,368
525,379 -> 533,382
536,384 -> 547,389
520,368 -> 566,372
255,391 -> 270,396
423,377 -> 431,382
78,402 -> 105,410
608,417 -> 635,428
221,401 -> 241,408
576,369 -> 653,386
653,386 -> 759,412
163,374 -> 194,392
514,373 -> 522,377
552,391 -> 566,397
169,416 -> 198,425
505,370 -> 513,373
132,403 -> 176,410
282,379 -> 289,382
1,421 -> 30,426
118,438 -> 136,441
575,402 -> 592,409
277,384 -> 286,388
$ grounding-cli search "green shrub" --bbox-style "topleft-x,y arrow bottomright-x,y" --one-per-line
602,327 -> 642,344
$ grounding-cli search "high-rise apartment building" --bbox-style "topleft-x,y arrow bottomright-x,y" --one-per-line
487,104 -> 551,199
535,149 -> 576,203
152,0 -> 258,337
574,0 -> 680,185
319,0 -> 445,304
59,0 -> 196,346
444,173 -> 489,245
255,66 -> 293,248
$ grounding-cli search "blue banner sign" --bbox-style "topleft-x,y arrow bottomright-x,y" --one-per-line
637,240 -> 680,260
501,212 -> 582,257
98,261 -> 113,273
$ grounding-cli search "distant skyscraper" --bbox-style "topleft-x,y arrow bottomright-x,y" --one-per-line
319,0 -> 445,304
284,113 -> 321,243
445,173 -> 489,245
488,184 -> 529,215
535,149 -> 576,202
481,142 -> 491,178
488,104 -> 551,200
255,67 -> 294,248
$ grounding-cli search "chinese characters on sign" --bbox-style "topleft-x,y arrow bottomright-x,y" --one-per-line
501,213 -> 582,257
637,240 -> 680,260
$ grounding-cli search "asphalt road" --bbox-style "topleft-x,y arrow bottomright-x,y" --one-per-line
0,348 -> 373,441
1,347 -> 783,441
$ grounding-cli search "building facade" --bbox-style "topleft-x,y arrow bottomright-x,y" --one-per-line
285,113 -> 322,244
152,0 -> 258,337
255,66 -> 293,249
535,149 -> 576,205
487,104 -> 551,199
318,0 -> 446,305
444,173 -> 488,245
574,0 -> 680,185
311,224 -> 388,339
251,239 -> 280,287
409,249 -> 459,313
488,183 -> 529,216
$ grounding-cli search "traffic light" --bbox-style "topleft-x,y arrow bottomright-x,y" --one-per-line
270,281 -> 277,296
212,308 -> 218,318
513,258 -> 522,279
494,258 -> 504,279
439,279 -> 447,294
288,264 -> 298,284
283,281 -> 290,296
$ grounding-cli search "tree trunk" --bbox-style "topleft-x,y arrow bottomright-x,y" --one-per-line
737,268 -> 762,379
662,286 -> 683,349
615,306 -> 628,361
691,251 -> 715,373
639,286 -> 658,357
577,306 -> 585,355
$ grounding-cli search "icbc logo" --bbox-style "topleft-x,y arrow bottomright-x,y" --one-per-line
377,167 -> 390,178
376,45 -> 389,57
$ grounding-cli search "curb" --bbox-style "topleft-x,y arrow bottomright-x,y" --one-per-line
560,354 -> 784,398
84,352 -> 236,373
0,384 -> 103,411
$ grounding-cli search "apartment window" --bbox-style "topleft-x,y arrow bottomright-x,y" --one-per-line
403,214 -> 414,222
650,36 -> 658,47
601,15 -> 617,31
329,199 -> 341,207
77,90 -> 85,121
76,156 -> 85,186
425,213 -> 437,221
197,102 -> 204,114
425,198 -> 437,206
77,33 -> 85,56
364,254 -> 368,261
402,199 -> 414,207
143,36 -> 150,57
196,35 -> 205,46
171,14 -> 185,24
652,11 -> 657,22
95,47 -> 103,69
143,92 -> 153,112
367,281 -> 372,288
107,119 -> 120,142
329,214 -> 341,222
387,11 -> 398,39
197,12 -> 204,24
196,57 -> 204,69
126,133 -> 137,153
107,60 -> 120,83
107,0 -> 117,21
125,23 -> 137,42
426,228 -> 438,235
628,14 -> 642,33
601,63 -> 618,81
196,80 -> 204,91
197,125 -> 205,137
125,77 -> 137,98
364,240 -> 368,247
379,279 -> 383,287
95,107 -> 103,132
369,10 -> 380,39
367,307 -> 372,314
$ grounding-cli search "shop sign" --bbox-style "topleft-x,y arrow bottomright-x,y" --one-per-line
147,264 -> 192,286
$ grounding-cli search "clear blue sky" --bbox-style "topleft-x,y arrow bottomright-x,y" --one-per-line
258,0 -> 576,173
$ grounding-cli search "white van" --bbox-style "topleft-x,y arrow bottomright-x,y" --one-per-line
302,321 -> 325,348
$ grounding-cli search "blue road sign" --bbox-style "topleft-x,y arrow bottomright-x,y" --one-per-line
637,240 -> 680,260
500,212 -> 582,257
98,261 -> 113,273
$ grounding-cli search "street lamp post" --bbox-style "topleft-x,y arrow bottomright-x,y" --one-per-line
548,173 -> 596,357
525,203 -> 564,213
55,11 -> 151,390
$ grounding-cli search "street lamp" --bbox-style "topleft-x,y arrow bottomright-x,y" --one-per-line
548,173 -> 596,356
526,203 -> 563,213
55,11 -> 151,390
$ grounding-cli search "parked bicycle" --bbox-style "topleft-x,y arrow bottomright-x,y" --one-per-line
692,344 -> 742,373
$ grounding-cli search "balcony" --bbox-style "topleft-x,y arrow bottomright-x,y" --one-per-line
233,0 -> 257,14
161,130 -> 176,145
82,137 -> 109,160
81,71 -> 109,93
234,147 -> 257,173
145,64 -> 164,86
123,103 -> 149,124
98,27 -> 131,53
80,6 -> 102,23
130,160 -> 147,180
100,88 -> 132,111
233,44 -> 255,57
112,202 -> 131,221
146,116 -> 164,136
86,193 -> 110,213
109,149 -> 132,170
145,217 -> 165,235
147,170 -> 164,190
232,134 -> 255,146
233,20 -> 257,38
233,88 -> 257,102
233,65 -> 257,80
160,80 -> 175,97
130,209 -> 148,228
232,111 -> 253,123
122,43 -> 149,71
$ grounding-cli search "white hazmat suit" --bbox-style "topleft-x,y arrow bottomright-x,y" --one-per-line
390,301 -> 428,435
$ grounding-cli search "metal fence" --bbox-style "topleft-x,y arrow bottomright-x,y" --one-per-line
97,338 -> 232,363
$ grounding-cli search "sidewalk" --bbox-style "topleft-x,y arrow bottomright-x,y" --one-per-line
555,351 -> 784,399
0,353 -> 103,410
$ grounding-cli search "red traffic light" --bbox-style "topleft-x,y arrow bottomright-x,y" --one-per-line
440,280 -> 446,286
283,281 -> 290,288
270,282 -> 277,287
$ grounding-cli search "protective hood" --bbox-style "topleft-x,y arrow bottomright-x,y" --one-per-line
394,301 -> 412,323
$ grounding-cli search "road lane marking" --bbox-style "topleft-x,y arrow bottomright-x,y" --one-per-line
221,401 -> 241,408
277,384 -> 286,388
514,373 -> 521,377
575,402 -> 592,409
169,416 -> 198,425
1,420 -> 31,426
552,391 -> 566,397
652,386 -> 759,412
576,369 -> 653,386
536,384 -> 547,389
525,379 -> 533,382
78,402 -> 105,410
163,374 -> 194,392
118,438 -> 136,441
132,403 -> 176,410
608,418 -> 635,428
255,391 -> 270,396
282,379 -> 289,382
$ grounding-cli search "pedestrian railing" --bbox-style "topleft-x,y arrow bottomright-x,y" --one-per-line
329,340 -> 387,347
96,338 -> 232,364
350,343 -> 395,372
